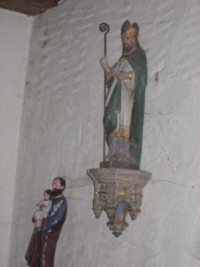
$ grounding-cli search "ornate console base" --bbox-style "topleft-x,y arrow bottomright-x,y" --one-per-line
87,168 -> 151,237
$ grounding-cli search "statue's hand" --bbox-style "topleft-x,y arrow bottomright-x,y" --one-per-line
100,56 -> 112,73
34,219 -> 42,229
113,71 -> 132,81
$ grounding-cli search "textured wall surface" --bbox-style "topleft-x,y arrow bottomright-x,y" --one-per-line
0,9 -> 32,267
9,0 -> 200,266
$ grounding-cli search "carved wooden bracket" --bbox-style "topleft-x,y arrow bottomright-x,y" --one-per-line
87,168 -> 151,237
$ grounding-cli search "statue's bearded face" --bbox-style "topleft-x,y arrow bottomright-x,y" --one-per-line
121,34 -> 136,55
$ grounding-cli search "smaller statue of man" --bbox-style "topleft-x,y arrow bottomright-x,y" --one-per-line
100,20 -> 147,170
25,177 -> 67,267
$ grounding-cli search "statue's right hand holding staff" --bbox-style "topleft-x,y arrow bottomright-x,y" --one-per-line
100,56 -> 112,74
100,56 -> 133,81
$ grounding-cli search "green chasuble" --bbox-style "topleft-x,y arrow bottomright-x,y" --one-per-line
103,47 -> 147,166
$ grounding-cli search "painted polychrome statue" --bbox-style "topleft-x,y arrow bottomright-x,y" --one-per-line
100,20 -> 147,170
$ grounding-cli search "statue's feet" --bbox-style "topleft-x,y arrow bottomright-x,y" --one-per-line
100,158 -> 139,170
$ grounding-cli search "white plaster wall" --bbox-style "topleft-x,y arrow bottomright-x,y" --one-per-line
10,0 -> 200,267
0,9 -> 32,267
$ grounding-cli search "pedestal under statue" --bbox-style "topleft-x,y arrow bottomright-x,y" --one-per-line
87,168 -> 151,237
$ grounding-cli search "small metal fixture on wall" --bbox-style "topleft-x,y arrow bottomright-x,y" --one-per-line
87,168 -> 151,237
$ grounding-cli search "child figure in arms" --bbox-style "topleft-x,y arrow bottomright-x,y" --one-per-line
33,189 -> 52,224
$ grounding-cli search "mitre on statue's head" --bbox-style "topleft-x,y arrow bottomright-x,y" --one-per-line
121,20 -> 139,38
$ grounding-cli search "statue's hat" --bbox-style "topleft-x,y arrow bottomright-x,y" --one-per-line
121,20 -> 139,38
